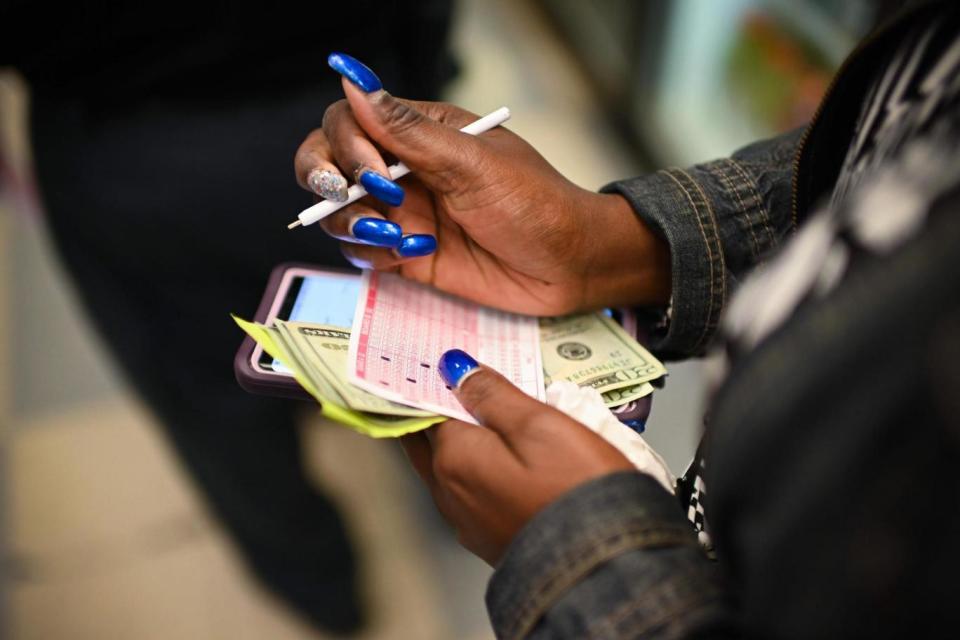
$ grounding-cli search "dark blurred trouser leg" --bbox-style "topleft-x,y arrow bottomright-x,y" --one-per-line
30,87 -> 367,632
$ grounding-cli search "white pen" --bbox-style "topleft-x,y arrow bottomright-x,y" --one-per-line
287,106 -> 511,229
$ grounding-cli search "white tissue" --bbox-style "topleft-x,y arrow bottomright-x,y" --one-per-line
545,381 -> 675,494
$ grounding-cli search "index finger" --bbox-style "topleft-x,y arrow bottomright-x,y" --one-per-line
426,418 -> 519,487
399,431 -> 436,489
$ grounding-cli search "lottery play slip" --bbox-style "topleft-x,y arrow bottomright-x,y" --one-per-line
348,271 -> 545,423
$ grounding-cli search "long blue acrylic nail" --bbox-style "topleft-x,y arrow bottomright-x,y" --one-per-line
359,170 -> 405,207
351,217 -> 402,247
397,234 -> 437,258
327,52 -> 383,93
438,349 -> 479,389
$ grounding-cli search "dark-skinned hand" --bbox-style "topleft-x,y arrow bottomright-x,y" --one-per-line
294,53 -> 671,316
401,349 -> 634,566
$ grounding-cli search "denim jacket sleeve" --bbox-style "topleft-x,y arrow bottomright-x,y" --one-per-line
602,128 -> 803,359
486,472 -> 735,639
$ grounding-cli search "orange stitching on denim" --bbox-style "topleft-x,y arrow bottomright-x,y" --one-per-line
505,525 -> 696,640
660,169 -> 726,352
712,159 -> 761,259
657,169 -> 715,351
729,157 -> 776,251
679,167 -> 728,316
589,579 -> 728,640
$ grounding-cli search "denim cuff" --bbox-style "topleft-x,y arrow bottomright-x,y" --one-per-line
603,130 -> 800,359
486,472 -> 697,640
604,169 -> 729,358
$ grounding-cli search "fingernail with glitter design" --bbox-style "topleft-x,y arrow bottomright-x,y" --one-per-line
350,217 -> 402,247
358,168 -> 405,206
307,168 -> 349,202
438,349 -> 480,389
327,52 -> 383,93
396,234 -> 436,258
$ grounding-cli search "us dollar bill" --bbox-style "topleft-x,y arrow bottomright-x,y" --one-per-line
540,313 -> 666,398
273,325 -> 347,405
233,315 -> 441,436
601,382 -> 655,407
277,320 -> 434,418
236,309 -> 664,434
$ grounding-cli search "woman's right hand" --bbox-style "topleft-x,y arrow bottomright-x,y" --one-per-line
294,53 -> 670,316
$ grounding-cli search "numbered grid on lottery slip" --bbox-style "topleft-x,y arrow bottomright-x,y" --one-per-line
476,308 -> 542,400
362,275 -> 480,412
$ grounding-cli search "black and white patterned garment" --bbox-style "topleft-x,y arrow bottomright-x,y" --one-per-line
679,15 -> 960,552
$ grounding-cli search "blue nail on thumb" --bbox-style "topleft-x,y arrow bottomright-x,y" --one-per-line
438,349 -> 479,389
328,52 -> 383,93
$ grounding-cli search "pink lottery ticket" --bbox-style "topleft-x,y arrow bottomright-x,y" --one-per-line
348,271 -> 544,423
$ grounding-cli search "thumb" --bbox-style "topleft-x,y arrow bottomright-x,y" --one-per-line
437,349 -> 545,441
328,52 -> 488,191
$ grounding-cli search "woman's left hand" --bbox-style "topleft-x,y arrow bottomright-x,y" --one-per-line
401,350 -> 634,566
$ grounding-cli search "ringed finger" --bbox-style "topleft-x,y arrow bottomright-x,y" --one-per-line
322,98 -> 405,207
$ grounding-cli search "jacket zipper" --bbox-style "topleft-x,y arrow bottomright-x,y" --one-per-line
789,1 -> 934,228
789,66 -> 845,229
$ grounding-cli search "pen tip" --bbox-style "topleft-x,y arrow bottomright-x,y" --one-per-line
287,220 -> 302,229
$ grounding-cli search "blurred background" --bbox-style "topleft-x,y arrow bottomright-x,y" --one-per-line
0,0 -> 873,637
